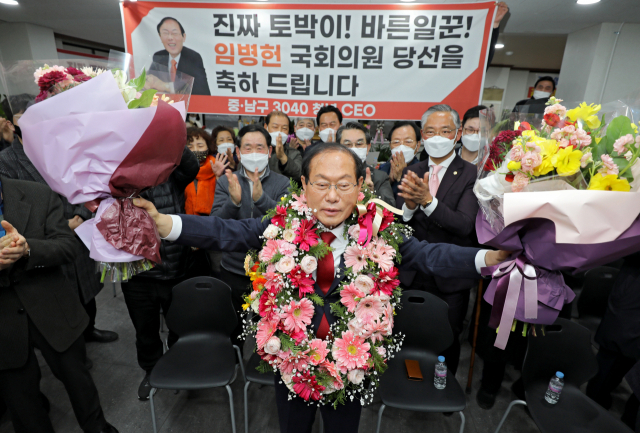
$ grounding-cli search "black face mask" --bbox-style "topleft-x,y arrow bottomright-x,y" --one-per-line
193,150 -> 208,162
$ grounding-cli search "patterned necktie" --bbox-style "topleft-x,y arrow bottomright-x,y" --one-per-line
429,164 -> 443,198
170,59 -> 177,82
316,231 -> 336,340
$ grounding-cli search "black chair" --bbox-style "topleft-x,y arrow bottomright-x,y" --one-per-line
243,350 -> 324,433
494,318 -> 632,433
577,266 -> 619,318
376,290 -> 466,433
148,277 -> 245,433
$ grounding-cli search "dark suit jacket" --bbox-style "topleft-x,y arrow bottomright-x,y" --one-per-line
0,178 -> 84,370
396,154 -> 479,293
368,165 -> 395,207
150,46 -> 211,96
174,213 -> 480,331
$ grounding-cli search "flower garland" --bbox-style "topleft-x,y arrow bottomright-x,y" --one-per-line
242,182 -> 412,407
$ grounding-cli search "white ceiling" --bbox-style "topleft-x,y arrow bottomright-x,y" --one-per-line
0,0 -> 638,49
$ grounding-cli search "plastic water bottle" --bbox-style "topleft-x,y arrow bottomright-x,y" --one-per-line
544,371 -> 564,404
434,356 -> 447,389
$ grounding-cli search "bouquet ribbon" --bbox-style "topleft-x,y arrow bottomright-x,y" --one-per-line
356,199 -> 403,246
488,255 -> 538,350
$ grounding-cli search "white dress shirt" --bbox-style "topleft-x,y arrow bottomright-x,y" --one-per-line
402,151 -> 457,222
162,215 -> 489,274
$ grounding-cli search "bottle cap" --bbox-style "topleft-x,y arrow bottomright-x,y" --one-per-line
556,371 -> 564,378
438,356 -> 445,362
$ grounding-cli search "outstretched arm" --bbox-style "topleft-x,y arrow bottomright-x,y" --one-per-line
399,235 -> 509,278
134,197 -> 268,252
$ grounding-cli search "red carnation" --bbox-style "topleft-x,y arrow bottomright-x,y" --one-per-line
271,205 -> 288,227
373,267 -> 400,296
35,90 -> 49,103
293,219 -> 319,251
518,121 -> 532,131
66,67 -> 83,76
37,70 -> 70,91
544,113 -> 560,127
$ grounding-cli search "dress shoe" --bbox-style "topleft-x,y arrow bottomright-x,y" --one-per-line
138,373 -> 152,401
85,328 -> 119,344
97,423 -> 119,433
476,387 -> 498,410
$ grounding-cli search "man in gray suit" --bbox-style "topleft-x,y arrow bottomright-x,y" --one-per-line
0,177 -> 117,432
337,122 -> 396,206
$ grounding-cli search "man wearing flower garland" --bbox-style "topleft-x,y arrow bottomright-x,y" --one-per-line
134,142 -> 509,433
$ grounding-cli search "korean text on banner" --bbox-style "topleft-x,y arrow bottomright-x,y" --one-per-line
121,2 -> 496,120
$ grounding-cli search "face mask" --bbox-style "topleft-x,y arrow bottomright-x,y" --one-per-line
461,133 -> 480,152
319,128 -> 337,143
425,135 -> 456,158
217,143 -> 235,155
391,145 -> 416,164
240,152 -> 269,173
295,127 -> 315,141
533,90 -> 551,99
192,150 -> 208,163
350,147 -> 368,164
269,131 -> 289,146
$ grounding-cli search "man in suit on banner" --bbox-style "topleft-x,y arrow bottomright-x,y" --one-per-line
133,142 -> 507,433
396,104 -> 480,376
147,17 -> 211,96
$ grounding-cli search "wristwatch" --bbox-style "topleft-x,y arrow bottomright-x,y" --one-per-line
423,198 -> 433,207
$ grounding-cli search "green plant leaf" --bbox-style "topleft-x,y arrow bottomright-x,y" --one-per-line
307,293 -> 324,306
127,99 -> 142,109
606,116 -> 635,146
136,89 -> 157,108
128,68 -> 147,92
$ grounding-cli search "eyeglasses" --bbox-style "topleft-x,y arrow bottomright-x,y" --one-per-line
343,140 -> 367,147
309,181 -> 358,194
422,129 -> 454,138
463,127 -> 480,135
160,30 -> 182,37
390,139 -> 416,146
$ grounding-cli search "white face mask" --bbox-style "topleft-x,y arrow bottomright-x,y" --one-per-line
533,90 -> 551,99
391,145 -> 416,164
295,127 -> 315,141
239,152 -> 269,173
425,135 -> 456,158
350,147 -> 368,164
269,131 -> 289,146
319,128 -> 337,143
216,143 -> 235,155
461,133 -> 480,152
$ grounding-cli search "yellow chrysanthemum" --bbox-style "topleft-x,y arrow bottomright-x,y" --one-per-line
566,102 -> 601,129
588,173 -> 631,191
532,139 -> 558,176
507,161 -> 521,171
551,146 -> 583,176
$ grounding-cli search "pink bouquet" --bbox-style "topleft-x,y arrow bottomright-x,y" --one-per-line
4,59 -> 193,281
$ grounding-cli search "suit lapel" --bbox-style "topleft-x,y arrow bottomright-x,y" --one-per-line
435,155 -> 464,200
2,178 -> 31,236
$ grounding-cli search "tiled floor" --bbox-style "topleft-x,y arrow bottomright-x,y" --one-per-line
0,284 -> 631,433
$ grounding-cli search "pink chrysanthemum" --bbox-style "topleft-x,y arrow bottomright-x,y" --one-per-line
259,239 -> 279,262
308,339 -> 329,365
256,319 -> 278,350
331,331 -> 371,373
344,245 -> 368,273
367,242 -> 394,272
355,296 -> 385,322
292,371 -> 325,401
340,283 -> 364,312
281,298 -> 314,333
263,271 -> 283,293
319,361 -> 344,392
276,240 -> 297,257
279,351 -> 310,375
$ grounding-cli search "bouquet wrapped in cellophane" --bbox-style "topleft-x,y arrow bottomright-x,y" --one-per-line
0,56 -> 193,281
474,95 -> 640,349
